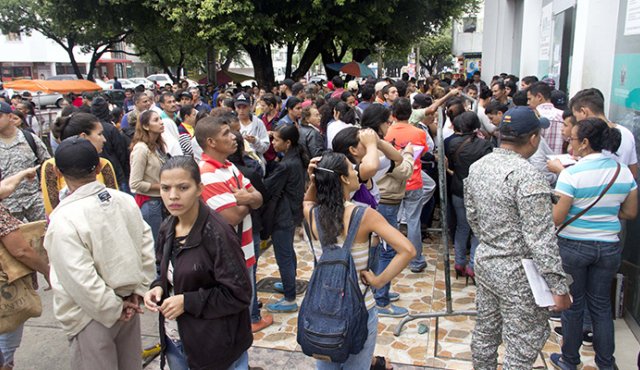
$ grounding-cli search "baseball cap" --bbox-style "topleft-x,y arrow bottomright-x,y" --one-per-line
499,106 -> 550,135
347,80 -> 359,92
234,92 -> 251,106
179,91 -> 193,100
375,81 -> 389,93
412,94 -> 432,109
55,136 -> 99,177
281,78 -> 295,90
0,101 -> 11,114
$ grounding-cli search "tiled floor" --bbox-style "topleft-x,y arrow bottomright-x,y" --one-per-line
251,230 -> 639,369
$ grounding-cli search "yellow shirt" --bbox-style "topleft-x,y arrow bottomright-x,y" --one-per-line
41,157 -> 119,216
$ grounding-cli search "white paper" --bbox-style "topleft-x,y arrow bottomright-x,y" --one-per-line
412,145 -> 424,161
522,259 -> 555,307
625,0 -> 640,36
547,154 -> 577,167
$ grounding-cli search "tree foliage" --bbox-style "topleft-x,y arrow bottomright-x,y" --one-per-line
0,0 -> 138,80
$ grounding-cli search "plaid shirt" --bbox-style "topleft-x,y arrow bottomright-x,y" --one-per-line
537,102 -> 565,154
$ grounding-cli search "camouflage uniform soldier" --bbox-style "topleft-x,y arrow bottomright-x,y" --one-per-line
0,101 -> 50,221
464,106 -> 571,369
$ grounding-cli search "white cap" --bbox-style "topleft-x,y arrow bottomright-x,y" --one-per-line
375,81 -> 389,93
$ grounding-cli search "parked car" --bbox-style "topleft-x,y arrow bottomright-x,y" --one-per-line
107,79 -> 136,90
46,74 -> 109,90
147,74 -> 198,88
25,91 -> 64,108
100,89 -> 126,108
309,75 -> 327,83
129,77 -> 155,90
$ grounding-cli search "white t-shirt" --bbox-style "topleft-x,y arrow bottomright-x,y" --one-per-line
603,124 -> 638,167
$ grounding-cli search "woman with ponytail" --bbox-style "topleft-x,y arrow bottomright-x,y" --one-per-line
41,112 -> 118,216
550,117 -> 638,370
302,152 -> 414,369
262,124 -> 307,313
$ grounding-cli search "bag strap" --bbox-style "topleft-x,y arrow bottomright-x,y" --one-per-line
231,169 -> 244,241
453,135 -> 473,162
21,129 -> 39,164
556,163 -> 621,235
342,206 -> 366,253
303,205 -> 318,266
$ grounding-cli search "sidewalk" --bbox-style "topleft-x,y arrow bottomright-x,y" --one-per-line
13,234 -> 640,369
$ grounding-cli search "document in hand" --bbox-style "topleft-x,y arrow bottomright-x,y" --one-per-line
522,258 -> 555,307
547,154 -> 577,167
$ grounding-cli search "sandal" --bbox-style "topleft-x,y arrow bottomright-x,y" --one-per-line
370,356 -> 393,370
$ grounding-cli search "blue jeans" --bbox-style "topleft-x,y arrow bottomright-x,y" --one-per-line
0,324 -> 23,367
227,350 -> 249,370
141,198 -> 164,245
558,237 -> 621,369
165,336 -> 189,370
251,231 -> 262,323
315,308 -> 378,370
401,187 -> 427,269
271,225 -> 297,301
374,204 -> 400,307
451,194 -> 478,269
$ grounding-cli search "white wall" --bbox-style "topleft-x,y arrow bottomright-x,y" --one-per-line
568,0 -> 620,112
481,0 -> 520,79
519,0 -> 544,78
0,30 -> 91,64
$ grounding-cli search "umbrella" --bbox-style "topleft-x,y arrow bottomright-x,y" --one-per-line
4,79 -> 103,94
197,70 -> 255,85
339,62 -> 375,78
326,62 -> 375,78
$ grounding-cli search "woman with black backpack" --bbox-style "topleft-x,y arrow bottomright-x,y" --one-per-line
301,152 -> 415,369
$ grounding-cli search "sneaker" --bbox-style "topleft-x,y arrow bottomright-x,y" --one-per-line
251,315 -> 274,332
410,262 -> 427,273
549,311 -> 562,322
388,292 -> 400,302
273,281 -> 284,293
377,304 -> 409,318
550,353 -> 578,370
266,298 -> 298,313
582,330 -> 593,347
554,326 -> 563,338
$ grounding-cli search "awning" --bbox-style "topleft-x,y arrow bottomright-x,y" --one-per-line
96,58 -> 132,64
4,79 -> 103,94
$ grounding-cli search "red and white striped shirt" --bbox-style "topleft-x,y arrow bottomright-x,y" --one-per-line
199,154 -> 256,267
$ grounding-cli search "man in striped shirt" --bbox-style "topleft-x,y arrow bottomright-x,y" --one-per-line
195,115 -> 270,330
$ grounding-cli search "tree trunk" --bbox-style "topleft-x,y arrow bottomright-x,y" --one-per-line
151,48 -> 178,83
244,44 -> 274,89
291,36 -> 324,81
62,41 -> 84,79
352,48 -> 370,63
207,46 -> 217,85
86,44 -> 111,82
285,42 -> 295,78
321,48 -> 338,80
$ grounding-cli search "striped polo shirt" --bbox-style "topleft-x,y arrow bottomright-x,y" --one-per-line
199,154 -> 256,267
555,153 -> 637,242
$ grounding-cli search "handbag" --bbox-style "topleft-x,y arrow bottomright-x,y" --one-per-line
0,220 -> 47,333
556,163 -> 621,235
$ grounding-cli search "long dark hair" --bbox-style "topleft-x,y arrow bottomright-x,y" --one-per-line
52,112 -> 101,141
452,111 -> 481,135
575,117 -> 622,154
227,131 -> 246,166
360,104 -> 390,138
331,126 -> 359,164
314,152 -> 350,246
131,110 -> 166,153
276,124 -> 309,168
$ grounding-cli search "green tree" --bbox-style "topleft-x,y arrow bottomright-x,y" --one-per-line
417,26 -> 454,76
0,0 -> 138,81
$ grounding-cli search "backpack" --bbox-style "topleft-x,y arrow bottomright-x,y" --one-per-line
297,205 -> 370,363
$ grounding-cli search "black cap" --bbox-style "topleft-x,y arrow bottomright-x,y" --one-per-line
179,91 -> 193,100
412,94 -> 431,109
499,106 -> 550,136
55,136 -> 99,177
21,91 -> 32,98
0,101 -> 11,114
234,92 -> 251,106
281,78 -> 295,89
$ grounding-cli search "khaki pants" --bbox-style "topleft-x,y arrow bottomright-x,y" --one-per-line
70,315 -> 142,370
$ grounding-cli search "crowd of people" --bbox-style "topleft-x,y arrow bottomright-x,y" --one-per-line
0,69 -> 637,370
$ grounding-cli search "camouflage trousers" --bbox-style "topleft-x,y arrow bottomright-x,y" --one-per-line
471,274 -> 550,369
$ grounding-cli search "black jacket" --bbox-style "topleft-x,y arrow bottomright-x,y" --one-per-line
445,134 -> 492,197
152,202 -> 252,370
100,120 -> 130,185
264,149 -> 306,228
299,124 -> 326,158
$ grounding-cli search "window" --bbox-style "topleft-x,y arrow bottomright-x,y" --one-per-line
462,17 -> 477,33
